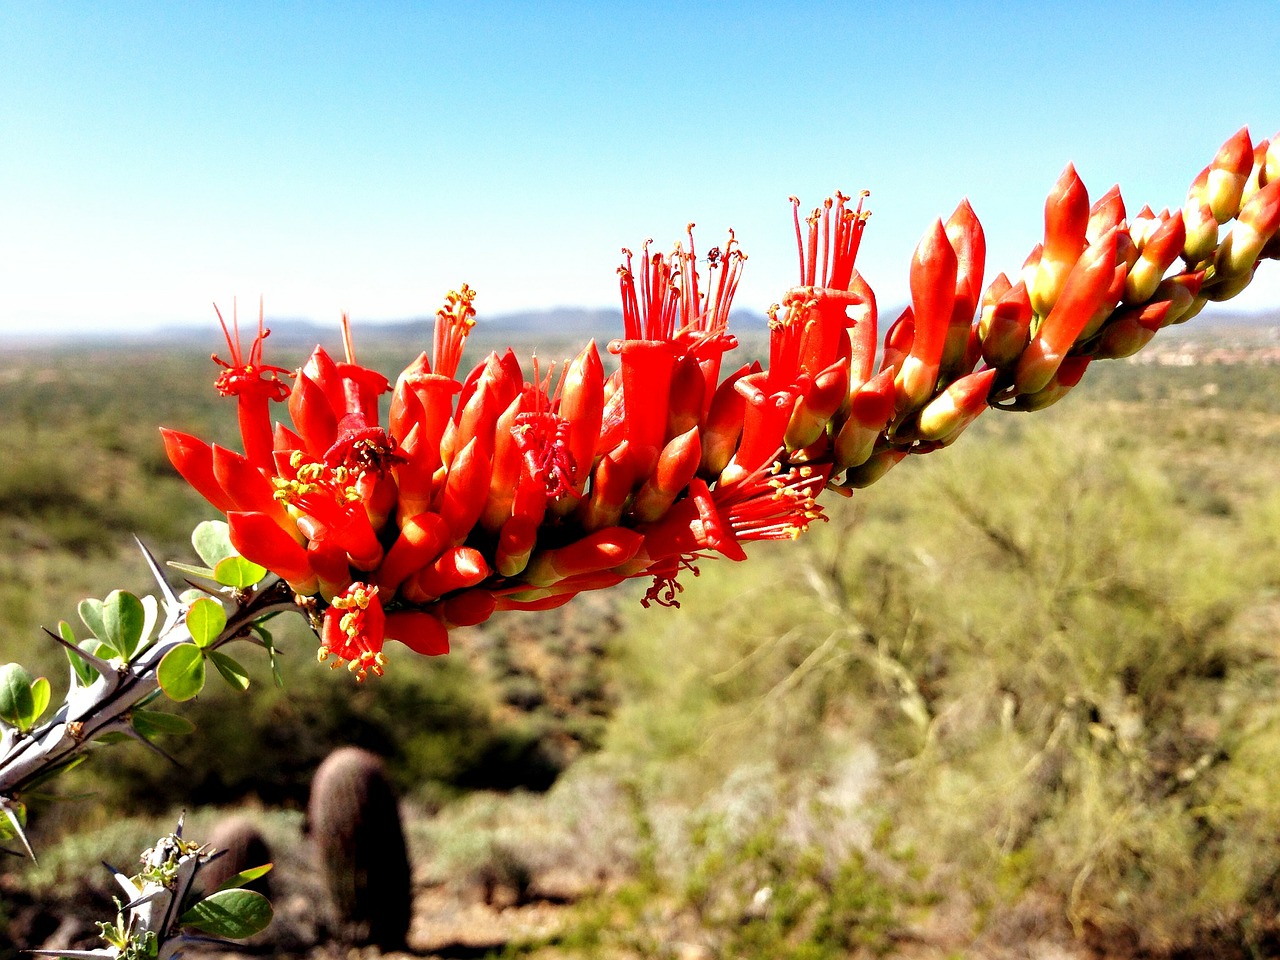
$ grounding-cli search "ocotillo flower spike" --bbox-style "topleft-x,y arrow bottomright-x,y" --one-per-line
164,130 -> 1276,678
895,219 -> 958,411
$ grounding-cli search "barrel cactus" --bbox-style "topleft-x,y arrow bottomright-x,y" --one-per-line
306,746 -> 413,947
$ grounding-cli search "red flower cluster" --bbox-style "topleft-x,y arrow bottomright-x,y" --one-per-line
164,129 -> 1280,679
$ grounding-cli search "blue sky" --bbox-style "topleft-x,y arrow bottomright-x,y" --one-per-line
2,1 -> 1278,337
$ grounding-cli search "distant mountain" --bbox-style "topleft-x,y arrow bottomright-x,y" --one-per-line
3,302 -> 1272,353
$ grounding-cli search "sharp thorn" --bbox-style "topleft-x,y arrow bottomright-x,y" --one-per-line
135,535 -> 181,608
123,727 -> 187,772
1,801 -> 37,863
41,626 -> 115,680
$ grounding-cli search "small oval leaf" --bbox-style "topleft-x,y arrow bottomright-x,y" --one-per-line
138,594 -> 160,653
157,645 -> 206,702
0,799 -> 27,841
132,709 -> 196,739
209,651 -> 251,692
179,888 -> 273,939
214,555 -> 268,589
193,520 -> 237,568
29,677 -> 50,725
168,560 -> 218,581
65,638 -> 95,686
214,863 -> 273,894
187,598 -> 228,649
103,590 -> 146,661
0,663 -> 35,730
78,598 -> 108,649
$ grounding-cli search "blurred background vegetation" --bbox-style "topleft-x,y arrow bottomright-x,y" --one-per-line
3,321 -> 1280,958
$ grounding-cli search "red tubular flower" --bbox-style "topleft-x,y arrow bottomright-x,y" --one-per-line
441,373 -> 500,471
785,358 -> 848,451
1096,301 -> 1172,359
676,226 -> 744,410
385,610 -> 450,656
1031,163 -> 1091,316
1087,185 -> 1126,245
433,285 -> 479,380
1207,126 -> 1254,223
1182,167 -> 1219,265
227,511 -> 317,592
282,469 -> 385,571
846,270 -> 879,391
388,351 -> 431,444
1152,269 -> 1207,325
1125,211 -> 1186,304
631,427 -> 702,523
614,338 -> 676,476
211,301 -> 292,473
288,371 -> 340,457
980,279 -> 1033,369
438,433 -> 495,542
833,368 -> 896,471
842,448 -> 906,489
879,309 -> 914,378
481,394 -> 526,532
496,514 -> 539,577
896,220 -> 958,410
498,571 -> 628,607
440,590 -> 497,629
578,442 -> 638,532
319,583 -> 387,681
211,444 -> 298,536
700,362 -> 753,478
1015,227 -> 1121,394
725,372 -> 800,485
161,429 -> 238,514
523,527 -> 645,587
915,367 -> 997,444
713,460 -> 829,547
1216,179 -> 1280,278
940,199 -> 986,379
667,354 -> 707,441
403,546 -> 491,603
557,340 -> 605,495
374,511 -> 451,595
307,537 -> 353,598
784,192 -> 872,378
1001,356 -> 1092,412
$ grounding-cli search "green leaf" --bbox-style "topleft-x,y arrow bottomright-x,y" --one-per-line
214,555 -> 268,589
18,754 -> 87,793
157,645 -> 206,702
213,863 -> 273,893
59,621 -> 95,686
0,663 -> 35,731
29,676 -> 50,725
254,624 -> 285,690
102,590 -> 146,661
138,594 -> 160,654
67,639 -> 108,687
168,560 -> 218,580
193,519 -> 237,568
187,598 -> 228,649
78,598 -> 108,649
0,799 -> 27,841
179,888 -> 273,939
209,651 -> 251,692
132,709 -> 196,738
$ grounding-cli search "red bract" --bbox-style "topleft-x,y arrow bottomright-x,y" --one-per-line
163,130 -> 1277,679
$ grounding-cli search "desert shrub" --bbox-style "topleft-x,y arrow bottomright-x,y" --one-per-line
597,374 -> 1280,953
